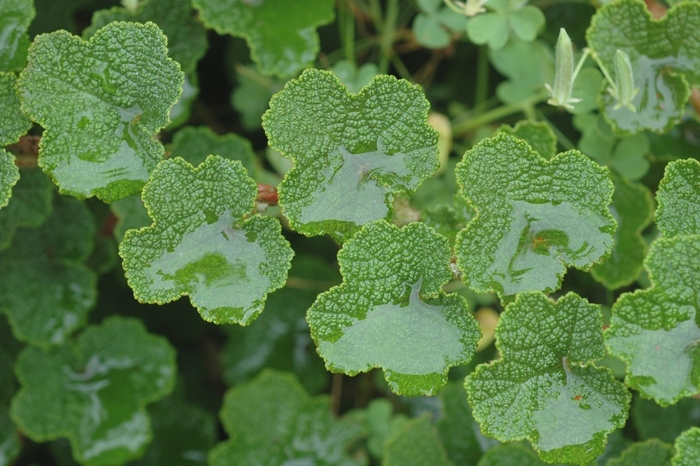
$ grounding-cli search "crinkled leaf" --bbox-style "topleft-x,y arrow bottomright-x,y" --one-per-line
606,235 -> 700,406
591,176 -> 654,289
264,69 -> 439,242
84,0 -> 208,74
110,194 -> 151,243
674,427 -> 700,466
192,0 -> 335,77
0,0 -> 34,72
655,159 -> 700,238
489,38 -> 552,105
0,150 -> 18,211
167,125 -> 257,175
230,64 -> 285,131
384,415 -> 453,466
607,439 -> 673,466
209,370 -> 365,466
0,407 -> 20,466
331,60 -> 378,94
0,168 -> 53,251
0,194 -> 96,347
10,316 -> 177,466
632,395 -> 700,443
497,120 -> 557,160
308,221 -> 480,396
436,382 -> 484,466
119,155 -> 293,325
0,72 -> 31,145
455,133 -> 616,297
586,0 -> 700,134
465,292 -> 630,464
17,21 -> 184,202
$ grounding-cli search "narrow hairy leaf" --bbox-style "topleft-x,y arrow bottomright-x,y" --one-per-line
655,159 -> 700,237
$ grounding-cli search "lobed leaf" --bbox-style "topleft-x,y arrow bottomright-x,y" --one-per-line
0,151 -> 18,211
0,72 -> 31,146
497,120 -> 557,160
264,69 -> 439,242
673,427 -> 700,466
119,155 -> 293,325
0,0 -> 34,72
655,159 -> 700,238
465,292 -> 630,464
455,133 -> 616,297
488,38 -> 552,104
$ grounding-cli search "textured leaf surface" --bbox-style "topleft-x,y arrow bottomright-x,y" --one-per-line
17,21 -> 184,202
498,120 -> 557,160
10,317 -> 176,466
209,370 -> 364,466
436,382 -> 484,466
264,69 -> 439,242
587,0 -> 700,133
455,133 -> 616,297
0,72 -> 31,145
0,168 -> 53,251
655,159 -> 700,237
607,439 -> 673,466
308,221 -> 480,396
332,60 -> 378,94
674,427 -> 700,466
632,396 -> 700,443
110,194 -> 151,243
167,126 -> 257,174
384,415 -> 453,466
0,195 -> 96,347
465,292 -> 630,464
0,150 -> 18,211
119,155 -> 293,325
476,443 -> 549,466
0,0 -> 34,71
606,235 -> 700,406
192,0 -> 334,77
591,176 -> 654,289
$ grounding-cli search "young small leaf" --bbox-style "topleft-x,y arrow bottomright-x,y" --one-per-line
166,125 -> 257,174
488,38 -> 553,104
655,159 -> 700,237
497,120 -> 557,160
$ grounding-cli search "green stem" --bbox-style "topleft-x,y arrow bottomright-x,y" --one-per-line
475,45 -> 490,108
378,0 -> 399,74
452,91 -> 548,135
343,0 -> 356,65
535,109 -> 576,151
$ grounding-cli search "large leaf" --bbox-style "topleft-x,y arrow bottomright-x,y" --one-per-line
263,69 -> 439,242
10,317 -> 177,466
465,292 -> 630,464
0,0 -> 34,72
606,235 -> 700,406
17,21 -> 184,202
308,220 -> 480,396
192,0 -> 334,77
454,133 -> 616,297
119,155 -> 293,325
655,159 -> 700,237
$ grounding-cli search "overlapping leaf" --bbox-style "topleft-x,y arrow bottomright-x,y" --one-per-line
488,38 -> 552,104
465,292 -> 630,464
167,125 -> 257,175
10,317 -> 177,466
0,72 -> 31,146
607,439 -> 673,466
192,0 -> 334,77
476,443 -> 549,466
0,151 -> 17,211
497,120 -> 557,160
119,155 -> 293,325
264,69 -> 439,242
0,0 -> 34,71
209,370 -> 364,466
674,427 -> 700,466
455,133 -> 616,297
655,159 -> 700,237
230,65 -> 285,131
384,415 -> 453,466
586,0 -> 700,133
436,382 -> 485,466
466,0 -> 545,50
606,235 -> 700,406
17,21 -> 183,202
307,220 -> 480,396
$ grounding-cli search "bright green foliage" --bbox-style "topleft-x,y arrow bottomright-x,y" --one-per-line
0,72 -> 31,146
0,195 -> 96,347
476,443 -> 548,466
586,0 -> 700,134
351,399 -> 408,459
655,159 -> 700,237
570,67 -> 605,115
192,0 -> 335,77
488,38 -> 552,104
498,120 -> 557,160
0,408 -> 20,466
436,382 -> 484,466
0,168 -> 53,251
230,65 -> 285,131
332,60 -> 379,94
606,439 -> 673,466
465,292 -> 630,464
422,196 -> 474,245
466,0 -> 545,50
454,133 -> 616,297
384,415 -> 453,466
308,221 -> 480,396
591,176 -> 654,289
0,151 -> 18,211
84,0 -> 208,75
264,69 -> 439,242
413,0 -> 466,49
673,427 -> 700,466
209,370 -> 365,466
110,194 -> 151,243
167,125 -> 257,175
0,0 -> 34,72
632,396 -> 700,444
17,21 -> 184,202
10,317 -> 177,466
606,235 -> 700,406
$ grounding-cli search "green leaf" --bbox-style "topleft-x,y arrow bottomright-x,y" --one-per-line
570,67 -> 605,115
591,176 -> 654,289
673,427 -> 700,466
0,194 -> 97,347
10,316 -> 177,466
384,415 -> 454,466
17,21 -> 184,202
84,0 -> 208,75
332,60 -> 379,94
632,395 -> 700,444
209,370 -> 365,466
0,0 -> 34,72
606,439 -> 673,466
0,150 -> 18,211
655,159 -> 700,238
586,0 -> 700,134
0,407 -> 21,466
230,65 -> 285,131
606,235 -> 700,406
110,194 -> 151,243
119,155 -> 293,325
263,69 -> 439,242
497,120 -> 557,160
465,292 -> 630,464
436,382 -> 485,466
168,73 -> 198,130
0,348 -> 15,403
192,0 -> 335,77
0,168 -> 53,251
467,13 -> 509,50
308,221 -> 480,396
422,196 -> 474,246
412,0 -> 466,49
466,3 -> 544,50
0,72 -> 31,145
476,443 -> 549,466
488,38 -> 553,104
454,133 -> 616,297
353,399 -> 408,459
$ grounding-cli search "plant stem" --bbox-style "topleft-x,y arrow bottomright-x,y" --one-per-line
475,45 -> 490,108
536,109 -> 576,151
342,0 -> 356,65
378,0 -> 399,74
452,90 -> 549,135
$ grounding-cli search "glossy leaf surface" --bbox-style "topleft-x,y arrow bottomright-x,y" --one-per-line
264,69 -> 438,242
607,439 -> 673,466
0,168 -> 53,251
455,133 -> 616,297
674,427 -> 700,466
17,21 -> 183,202
0,72 -> 31,145
119,155 -> 293,325
606,235 -> 700,405
384,415 -> 453,466
0,0 -> 33,71
308,221 -> 480,396
10,317 -> 176,466
655,159 -> 700,237
192,0 -> 334,77
167,125 -> 257,174
465,292 -> 630,464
